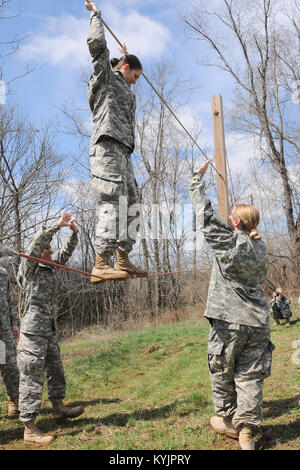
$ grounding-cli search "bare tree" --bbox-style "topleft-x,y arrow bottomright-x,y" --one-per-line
0,106 -> 67,251
183,0 -> 300,290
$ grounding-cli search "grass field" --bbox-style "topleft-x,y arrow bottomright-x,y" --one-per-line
1,305 -> 299,451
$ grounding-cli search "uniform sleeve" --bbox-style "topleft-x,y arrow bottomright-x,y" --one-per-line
87,10 -> 111,110
269,299 -> 276,313
17,223 -> 60,286
189,173 -> 235,256
8,279 -> 19,327
52,231 -> 78,266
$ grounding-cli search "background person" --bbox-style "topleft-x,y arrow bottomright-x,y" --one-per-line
270,288 -> 292,326
189,160 -> 274,451
17,213 -> 84,444
85,0 -> 147,282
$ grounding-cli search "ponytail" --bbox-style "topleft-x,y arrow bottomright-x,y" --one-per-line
248,228 -> 261,241
234,204 -> 262,241
111,58 -> 120,68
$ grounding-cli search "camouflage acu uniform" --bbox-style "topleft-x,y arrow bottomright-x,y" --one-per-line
0,261 -> 20,403
189,174 -> 274,430
270,296 -> 292,322
87,10 -> 140,256
17,223 -> 78,422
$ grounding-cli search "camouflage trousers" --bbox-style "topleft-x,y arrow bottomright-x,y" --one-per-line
207,319 -> 274,429
17,332 -> 66,422
0,329 -> 19,400
90,137 -> 140,256
271,307 -> 292,321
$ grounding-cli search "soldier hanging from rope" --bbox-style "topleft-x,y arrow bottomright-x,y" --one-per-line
85,0 -> 148,282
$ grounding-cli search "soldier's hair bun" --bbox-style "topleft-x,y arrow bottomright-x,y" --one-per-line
249,229 -> 261,240
111,58 -> 120,68
234,204 -> 262,241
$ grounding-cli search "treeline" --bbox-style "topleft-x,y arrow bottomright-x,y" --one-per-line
0,0 -> 299,338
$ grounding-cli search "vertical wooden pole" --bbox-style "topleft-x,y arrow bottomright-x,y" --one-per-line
211,94 -> 229,221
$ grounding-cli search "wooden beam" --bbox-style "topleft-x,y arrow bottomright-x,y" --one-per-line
211,94 -> 230,221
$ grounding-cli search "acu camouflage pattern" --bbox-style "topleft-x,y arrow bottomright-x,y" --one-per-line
17,332 -> 66,422
87,10 -> 136,153
91,137 -> 140,255
17,223 -> 77,422
270,296 -> 292,321
0,264 -> 19,330
87,11 -> 140,255
189,174 -> 273,429
0,260 -> 20,400
189,174 -> 270,328
17,223 -> 78,336
208,319 -> 274,428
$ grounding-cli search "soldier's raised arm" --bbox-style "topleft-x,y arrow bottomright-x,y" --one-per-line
86,0 -> 111,111
189,161 -> 235,255
52,216 -> 78,266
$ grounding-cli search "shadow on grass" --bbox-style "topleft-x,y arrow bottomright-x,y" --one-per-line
0,421 -> 24,446
39,397 -> 121,417
0,397 -> 121,445
258,395 -> 300,449
42,397 -> 208,438
257,420 -> 300,450
263,395 -> 300,419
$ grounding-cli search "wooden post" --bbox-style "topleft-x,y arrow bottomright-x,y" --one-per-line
211,94 -> 229,221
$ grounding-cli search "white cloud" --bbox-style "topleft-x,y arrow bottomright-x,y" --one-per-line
20,6 -> 171,69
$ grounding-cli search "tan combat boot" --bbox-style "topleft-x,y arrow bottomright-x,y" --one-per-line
114,249 -> 148,278
7,397 -> 19,418
239,426 -> 255,450
24,418 -> 55,444
91,252 -> 129,283
52,400 -> 84,422
210,415 -> 238,439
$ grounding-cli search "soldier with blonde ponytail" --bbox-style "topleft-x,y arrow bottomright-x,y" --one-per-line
189,161 -> 274,451
233,204 -> 261,240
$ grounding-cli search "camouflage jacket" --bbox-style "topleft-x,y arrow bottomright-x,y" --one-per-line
270,296 -> 291,314
87,10 -> 136,153
17,223 -> 78,336
189,174 -> 269,328
0,265 -> 19,331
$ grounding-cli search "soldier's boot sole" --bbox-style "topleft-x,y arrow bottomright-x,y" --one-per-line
113,272 -> 149,281
54,405 -> 84,422
90,267 -> 129,283
7,410 -> 19,419
24,431 -> 55,444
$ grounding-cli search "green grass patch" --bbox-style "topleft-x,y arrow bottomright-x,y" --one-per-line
1,307 -> 299,450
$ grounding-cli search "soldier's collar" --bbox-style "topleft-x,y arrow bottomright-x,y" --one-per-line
114,70 -> 125,81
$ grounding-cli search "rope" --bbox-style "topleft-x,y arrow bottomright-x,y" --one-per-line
89,4 -> 223,180
13,251 -> 211,281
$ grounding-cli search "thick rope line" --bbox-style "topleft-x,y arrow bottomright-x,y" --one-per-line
15,251 -> 211,281
17,252 -> 105,280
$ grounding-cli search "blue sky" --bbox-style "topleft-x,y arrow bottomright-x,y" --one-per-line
1,0 -> 237,164
1,0 -> 298,187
